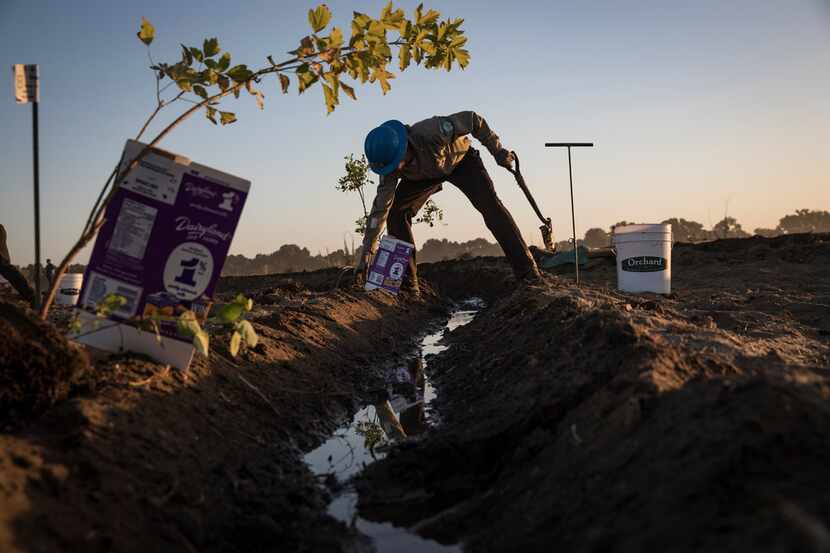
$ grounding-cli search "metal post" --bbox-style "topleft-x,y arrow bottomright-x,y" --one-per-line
567,146 -> 578,284
32,100 -> 41,308
544,142 -> 594,286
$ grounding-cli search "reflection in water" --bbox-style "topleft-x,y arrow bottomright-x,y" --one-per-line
303,298 -> 483,552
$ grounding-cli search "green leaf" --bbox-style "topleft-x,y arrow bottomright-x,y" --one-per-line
340,81 -> 356,100
371,67 -> 394,95
322,83 -> 338,114
367,20 -> 385,37
229,331 -> 241,357
245,298 -> 254,311
205,106 -> 218,125
279,73 -> 290,94
137,17 -> 155,46
450,35 -> 467,48
314,35 -> 329,52
193,330 -> 210,357
217,303 -> 243,323
318,48 -> 338,63
217,52 -> 231,72
204,58 -> 218,69
218,75 -> 230,92
193,85 -> 208,99
181,44 -> 193,65
353,12 -> 372,30
220,111 -> 237,125
291,36 -> 315,58
97,293 -> 127,317
418,8 -> 440,26
454,48 -> 470,69
203,37 -> 220,57
308,4 -> 332,33
226,64 -> 253,82
329,26 -> 344,49
297,66 -> 319,94
239,320 -> 258,348
189,47 -> 204,63
399,44 -> 411,71
177,311 -> 202,336
176,78 -> 193,92
203,69 -> 219,85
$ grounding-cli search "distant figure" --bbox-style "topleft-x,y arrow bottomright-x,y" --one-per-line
357,112 -> 541,294
45,258 -> 56,285
0,224 -> 35,304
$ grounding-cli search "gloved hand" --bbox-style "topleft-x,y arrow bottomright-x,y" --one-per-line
353,267 -> 366,288
353,255 -> 370,288
495,149 -> 515,170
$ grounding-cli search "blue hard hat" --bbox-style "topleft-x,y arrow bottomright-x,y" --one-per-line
364,120 -> 408,176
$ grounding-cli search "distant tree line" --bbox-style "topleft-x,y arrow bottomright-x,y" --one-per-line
221,237 -> 505,275
5,209 -> 828,281
577,209 -> 830,249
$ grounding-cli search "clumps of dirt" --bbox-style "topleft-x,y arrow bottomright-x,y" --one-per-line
0,301 -> 89,429
419,256 -> 513,302
356,268 -> 830,552
0,283 -> 447,553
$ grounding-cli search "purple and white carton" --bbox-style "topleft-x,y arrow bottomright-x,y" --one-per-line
72,139 -> 250,369
365,236 -> 414,295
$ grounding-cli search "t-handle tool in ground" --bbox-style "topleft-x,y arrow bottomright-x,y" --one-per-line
545,142 -> 594,285
507,152 -> 555,252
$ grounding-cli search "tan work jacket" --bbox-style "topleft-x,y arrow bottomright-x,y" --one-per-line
359,111 -> 507,264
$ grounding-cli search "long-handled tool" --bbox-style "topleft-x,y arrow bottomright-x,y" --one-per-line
507,151 -> 554,252
544,142 -> 594,285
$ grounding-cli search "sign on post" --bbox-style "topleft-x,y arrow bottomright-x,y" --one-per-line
12,64 -> 42,307
71,140 -> 250,369
12,64 -> 39,104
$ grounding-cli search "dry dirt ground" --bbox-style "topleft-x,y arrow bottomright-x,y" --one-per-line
0,233 -> 829,553
358,233 -> 830,552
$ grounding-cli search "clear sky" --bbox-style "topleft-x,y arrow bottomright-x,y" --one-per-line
2,0 -> 829,265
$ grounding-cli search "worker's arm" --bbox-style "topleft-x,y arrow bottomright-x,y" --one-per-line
444,111 -> 513,167
357,174 -> 398,271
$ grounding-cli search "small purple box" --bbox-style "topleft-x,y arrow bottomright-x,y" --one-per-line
365,236 -> 414,295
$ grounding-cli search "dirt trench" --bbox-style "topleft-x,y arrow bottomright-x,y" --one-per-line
0,233 -> 828,553
0,279 -> 464,553
356,233 -> 830,552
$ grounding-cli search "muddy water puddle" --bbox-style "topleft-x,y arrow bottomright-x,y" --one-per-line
303,298 -> 483,552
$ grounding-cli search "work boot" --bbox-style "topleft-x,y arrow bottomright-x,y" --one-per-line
400,277 -> 421,299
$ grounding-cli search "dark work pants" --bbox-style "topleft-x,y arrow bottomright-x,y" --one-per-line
387,148 -> 538,285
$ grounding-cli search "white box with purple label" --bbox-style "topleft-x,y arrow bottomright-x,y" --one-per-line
70,139 -> 250,369
364,236 -> 414,295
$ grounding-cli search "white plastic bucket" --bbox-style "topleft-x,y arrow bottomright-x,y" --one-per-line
612,224 -> 672,294
56,273 -> 84,306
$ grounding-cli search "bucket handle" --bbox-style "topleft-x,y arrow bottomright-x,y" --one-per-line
610,237 -> 674,257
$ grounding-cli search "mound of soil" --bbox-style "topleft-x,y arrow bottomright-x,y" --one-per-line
356,233 -> 830,552
0,284 -> 446,553
1,233 -> 828,553
0,302 -> 89,429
